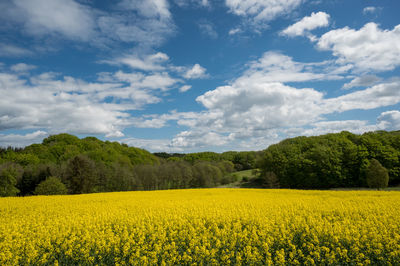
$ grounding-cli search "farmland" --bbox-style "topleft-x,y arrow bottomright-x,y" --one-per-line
1,189 -> 399,265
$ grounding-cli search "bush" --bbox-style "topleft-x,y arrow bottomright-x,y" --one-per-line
366,159 -> 389,190
34,176 -> 68,195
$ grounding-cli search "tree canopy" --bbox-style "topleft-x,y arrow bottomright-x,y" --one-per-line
260,131 -> 400,189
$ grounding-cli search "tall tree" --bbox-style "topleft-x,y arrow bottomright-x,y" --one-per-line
366,159 -> 389,190
64,155 -> 97,194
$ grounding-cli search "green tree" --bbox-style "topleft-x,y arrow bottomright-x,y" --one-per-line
366,159 -> 389,190
0,163 -> 22,197
34,176 -> 68,195
262,171 -> 280,188
64,155 -> 97,194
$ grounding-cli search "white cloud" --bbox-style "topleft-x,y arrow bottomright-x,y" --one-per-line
281,12 -> 330,40
118,0 -> 171,19
103,51 -> 207,83
174,0 -> 210,8
97,11 -> 174,47
103,52 -> 169,71
0,66 -> 184,138
324,81 -> 400,112
1,0 -> 175,50
110,71 -> 181,91
342,75 -> 381,90
292,120 -> 380,137
0,131 -> 48,148
119,137 -> 181,152
318,23 -> 400,72
158,51 -> 400,151
171,130 -> 228,149
183,64 -> 208,79
377,110 -> 400,131
179,85 -> 192,92
225,0 -> 304,23
228,28 -> 241,35
363,6 -> 377,15
130,110 -> 201,128
196,82 -> 324,131
0,43 -> 33,57
10,63 -> 36,73
198,21 -> 218,39
10,0 -> 96,41
237,51 -> 343,83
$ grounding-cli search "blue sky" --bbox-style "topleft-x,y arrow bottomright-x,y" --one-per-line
0,0 -> 400,152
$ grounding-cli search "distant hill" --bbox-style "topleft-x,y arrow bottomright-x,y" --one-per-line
0,133 -> 159,166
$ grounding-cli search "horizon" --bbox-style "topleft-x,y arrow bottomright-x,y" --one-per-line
1,0 -> 400,153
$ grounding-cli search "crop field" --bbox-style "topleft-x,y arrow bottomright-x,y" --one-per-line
1,189 -> 400,265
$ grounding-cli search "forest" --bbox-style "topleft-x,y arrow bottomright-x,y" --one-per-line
1,130 -> 399,196
260,130 -> 399,189
0,133 -> 260,196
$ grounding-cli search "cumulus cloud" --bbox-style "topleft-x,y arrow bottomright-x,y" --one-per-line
377,110 -> 400,131
281,12 -> 330,40
318,22 -> 400,72
342,75 -> 381,89
0,131 -> 48,148
0,63 -> 184,138
183,64 -> 208,79
324,81 -> 400,112
153,52 -> 400,151
225,0 -> 304,23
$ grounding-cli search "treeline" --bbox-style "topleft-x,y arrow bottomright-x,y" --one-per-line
153,151 -> 262,171
0,134 -> 246,196
260,131 -> 400,189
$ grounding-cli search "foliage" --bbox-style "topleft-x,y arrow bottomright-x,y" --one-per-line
1,189 -> 399,265
154,151 -> 262,171
262,171 -> 280,188
366,159 -> 389,189
64,155 -> 98,194
260,131 -> 400,189
0,163 -> 22,197
34,176 -> 68,195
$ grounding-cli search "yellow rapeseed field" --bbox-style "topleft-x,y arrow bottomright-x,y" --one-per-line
0,189 -> 399,265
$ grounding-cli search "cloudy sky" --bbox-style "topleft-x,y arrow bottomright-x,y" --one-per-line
0,0 -> 399,152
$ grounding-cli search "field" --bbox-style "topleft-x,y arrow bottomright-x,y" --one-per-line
1,189 -> 400,265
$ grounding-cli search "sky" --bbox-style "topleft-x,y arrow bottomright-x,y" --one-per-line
0,0 -> 400,152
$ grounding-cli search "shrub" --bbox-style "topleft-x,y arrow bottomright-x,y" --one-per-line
34,176 -> 67,195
